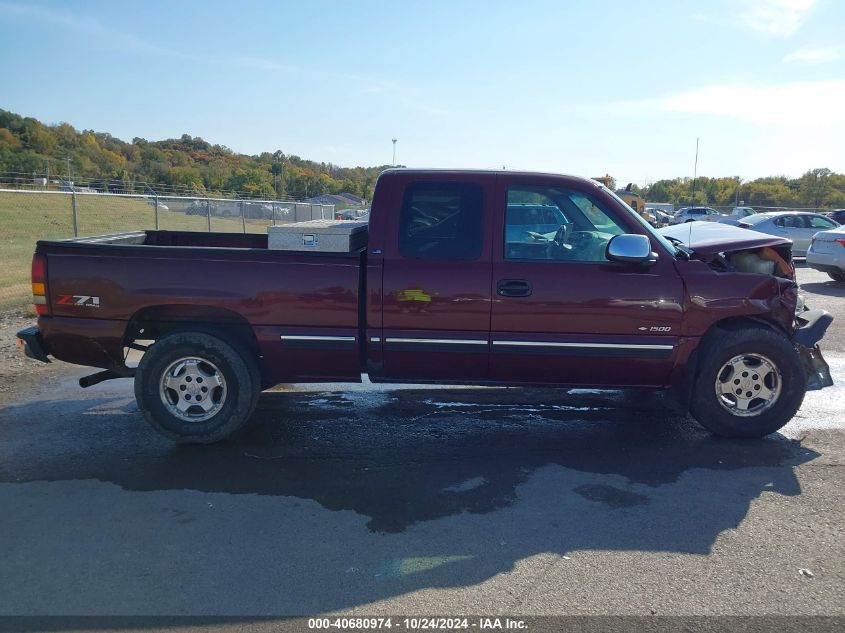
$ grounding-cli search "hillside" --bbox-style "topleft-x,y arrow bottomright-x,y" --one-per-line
1,108 -> 844,208
0,109 -> 389,201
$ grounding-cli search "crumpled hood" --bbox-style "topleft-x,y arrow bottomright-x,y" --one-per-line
658,221 -> 792,258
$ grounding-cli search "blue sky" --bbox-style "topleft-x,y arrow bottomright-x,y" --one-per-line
1,0 -> 843,185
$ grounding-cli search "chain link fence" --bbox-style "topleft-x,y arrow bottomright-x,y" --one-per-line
0,189 -> 334,311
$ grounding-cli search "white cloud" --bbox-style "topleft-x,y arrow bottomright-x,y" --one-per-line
605,79 -> 845,128
783,46 -> 841,64
656,80 -> 845,126
738,0 -> 817,37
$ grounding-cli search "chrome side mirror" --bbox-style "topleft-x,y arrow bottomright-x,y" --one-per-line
606,234 -> 656,264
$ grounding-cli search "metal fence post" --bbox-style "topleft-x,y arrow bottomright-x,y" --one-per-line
240,199 -> 246,233
272,203 -> 277,226
71,191 -> 78,237
206,199 -> 211,232
154,196 -> 160,230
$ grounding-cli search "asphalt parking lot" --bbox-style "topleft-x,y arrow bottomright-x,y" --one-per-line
0,265 -> 843,619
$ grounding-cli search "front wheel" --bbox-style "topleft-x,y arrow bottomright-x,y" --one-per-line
828,270 -> 845,282
690,327 -> 805,438
134,331 -> 260,443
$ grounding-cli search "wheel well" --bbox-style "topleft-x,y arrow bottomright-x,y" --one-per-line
124,305 -> 260,360
677,315 -> 789,407
704,315 -> 787,340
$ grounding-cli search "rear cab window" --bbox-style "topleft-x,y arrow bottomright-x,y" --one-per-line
398,182 -> 484,260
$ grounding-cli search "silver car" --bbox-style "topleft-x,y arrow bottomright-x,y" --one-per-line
807,225 -> 845,281
671,206 -> 720,224
738,211 -> 840,256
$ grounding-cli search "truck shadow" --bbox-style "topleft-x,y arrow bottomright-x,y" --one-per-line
798,281 -> 845,297
0,386 -> 821,613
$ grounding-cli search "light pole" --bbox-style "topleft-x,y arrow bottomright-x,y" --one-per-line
392,139 -> 397,166
734,178 -> 744,206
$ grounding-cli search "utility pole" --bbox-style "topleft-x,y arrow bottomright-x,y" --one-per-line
392,139 -> 397,166
66,157 -> 72,183
45,160 -> 50,189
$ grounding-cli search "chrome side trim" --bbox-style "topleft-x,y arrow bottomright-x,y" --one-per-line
370,336 -> 381,343
280,335 -> 356,342
386,338 -> 488,345
492,341 -> 673,350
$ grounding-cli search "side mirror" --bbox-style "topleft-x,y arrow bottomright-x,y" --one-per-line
606,234 -> 656,264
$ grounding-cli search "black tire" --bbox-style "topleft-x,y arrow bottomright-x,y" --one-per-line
690,327 -> 805,438
828,270 -> 845,282
134,331 -> 260,444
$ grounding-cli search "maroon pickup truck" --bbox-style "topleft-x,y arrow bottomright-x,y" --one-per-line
17,169 -> 833,443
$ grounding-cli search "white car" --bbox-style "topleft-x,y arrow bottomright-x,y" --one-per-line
807,226 -> 845,281
729,206 -> 756,218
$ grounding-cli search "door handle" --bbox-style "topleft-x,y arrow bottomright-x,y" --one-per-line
497,279 -> 532,297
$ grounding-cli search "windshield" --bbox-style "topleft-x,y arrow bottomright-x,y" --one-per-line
599,185 -> 679,256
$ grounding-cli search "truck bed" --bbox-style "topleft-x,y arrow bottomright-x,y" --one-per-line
57,229 -> 370,251
35,230 -> 368,384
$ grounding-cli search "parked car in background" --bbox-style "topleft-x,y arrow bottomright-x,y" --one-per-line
738,212 -> 840,256
645,207 -> 672,227
335,208 -> 368,221
715,206 -> 757,226
807,225 -> 845,281
671,207 -> 720,224
505,204 -> 570,244
727,206 -> 756,219
824,209 -> 845,225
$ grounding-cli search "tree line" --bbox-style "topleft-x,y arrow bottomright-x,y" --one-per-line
635,169 -> 845,209
1,109 -> 843,207
0,109 -> 389,200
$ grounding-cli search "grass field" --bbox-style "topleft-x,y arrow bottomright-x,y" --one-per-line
0,192 -> 280,310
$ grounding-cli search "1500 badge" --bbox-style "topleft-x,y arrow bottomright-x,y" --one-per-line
57,295 -> 100,308
638,326 -> 671,332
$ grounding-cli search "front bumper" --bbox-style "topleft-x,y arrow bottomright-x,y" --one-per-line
793,309 -> 834,391
16,326 -> 50,363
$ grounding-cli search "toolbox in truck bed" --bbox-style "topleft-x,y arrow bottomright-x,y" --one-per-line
268,220 -> 368,252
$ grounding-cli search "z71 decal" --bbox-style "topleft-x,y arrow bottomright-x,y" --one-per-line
57,295 -> 100,308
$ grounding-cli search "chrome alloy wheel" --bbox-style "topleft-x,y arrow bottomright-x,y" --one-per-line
159,357 -> 227,422
714,353 -> 782,417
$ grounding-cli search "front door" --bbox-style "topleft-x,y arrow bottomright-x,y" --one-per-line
380,175 -> 494,381
489,179 -> 685,387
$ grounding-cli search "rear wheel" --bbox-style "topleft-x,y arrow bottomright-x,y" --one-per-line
134,331 -> 260,443
828,270 -> 845,282
690,327 -> 805,438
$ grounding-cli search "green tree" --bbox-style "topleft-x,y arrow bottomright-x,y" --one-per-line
799,168 -> 833,207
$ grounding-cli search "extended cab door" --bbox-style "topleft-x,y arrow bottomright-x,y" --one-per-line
377,173 -> 494,381
489,177 -> 685,387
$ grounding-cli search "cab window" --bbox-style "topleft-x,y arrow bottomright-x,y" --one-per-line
504,186 -> 626,262
398,182 -> 484,260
